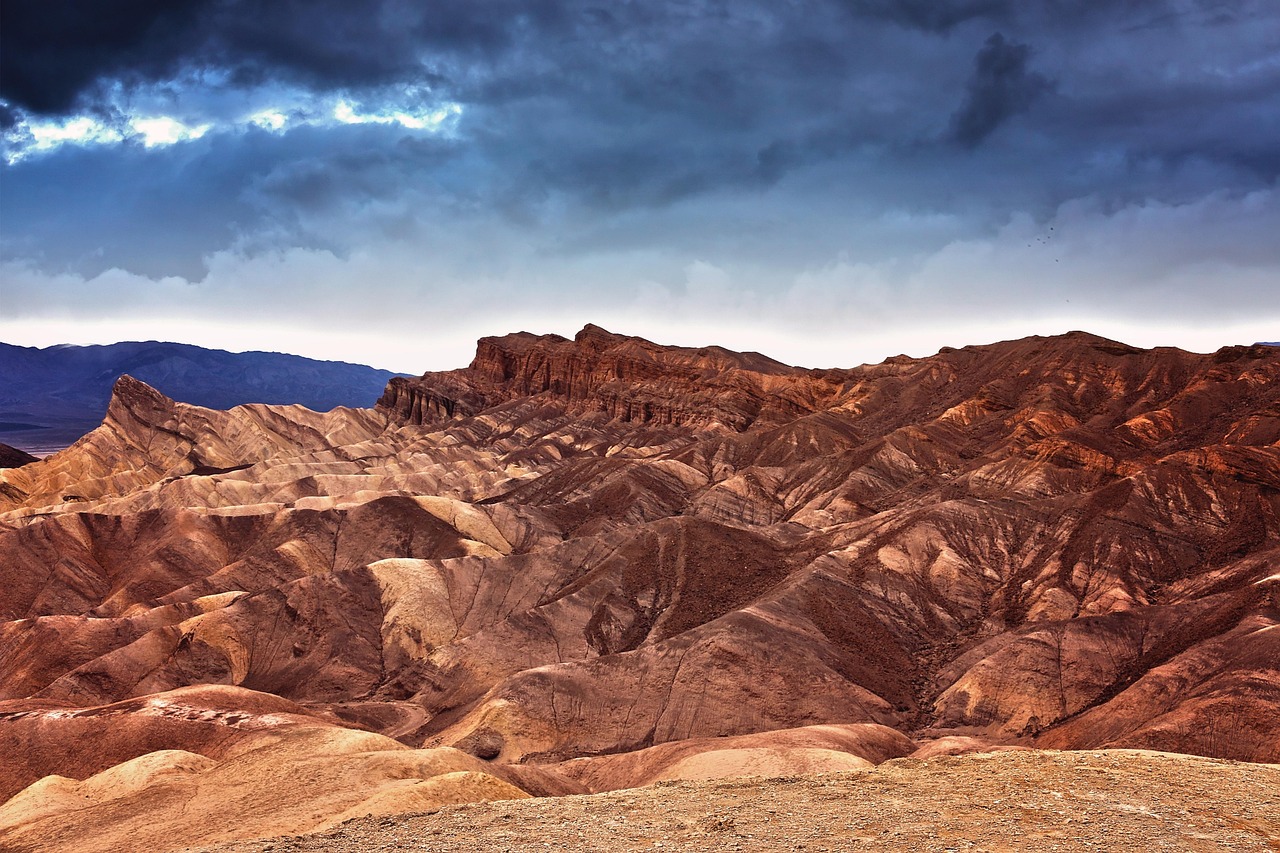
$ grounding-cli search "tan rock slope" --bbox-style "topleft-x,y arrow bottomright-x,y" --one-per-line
2,325 -> 1278,851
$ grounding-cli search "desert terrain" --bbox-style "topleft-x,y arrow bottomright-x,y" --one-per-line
1,325 -> 1277,851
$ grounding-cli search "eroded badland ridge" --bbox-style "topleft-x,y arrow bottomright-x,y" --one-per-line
1,326 -> 1278,851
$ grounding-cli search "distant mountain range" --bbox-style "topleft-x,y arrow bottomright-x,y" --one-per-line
0,341 -> 408,454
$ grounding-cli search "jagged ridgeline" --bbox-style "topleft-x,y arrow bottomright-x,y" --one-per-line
1,325 -> 1278,851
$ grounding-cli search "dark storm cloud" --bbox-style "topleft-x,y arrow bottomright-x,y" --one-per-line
948,33 -> 1052,148
0,0 -> 569,115
0,0 -> 207,113
837,0 -> 1009,32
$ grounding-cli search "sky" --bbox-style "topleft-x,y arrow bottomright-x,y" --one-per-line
1,0 -> 1278,373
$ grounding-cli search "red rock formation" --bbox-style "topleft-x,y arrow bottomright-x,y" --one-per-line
2,325 -> 1279,850
377,324 -> 843,431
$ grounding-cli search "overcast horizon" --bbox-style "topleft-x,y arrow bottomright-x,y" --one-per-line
3,1 -> 1278,375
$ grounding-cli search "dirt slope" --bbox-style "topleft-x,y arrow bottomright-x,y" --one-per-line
186,750 -> 1280,853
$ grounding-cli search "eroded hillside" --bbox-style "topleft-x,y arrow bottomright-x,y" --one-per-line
2,325 -> 1278,851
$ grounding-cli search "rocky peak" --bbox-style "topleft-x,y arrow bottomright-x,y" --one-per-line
104,375 -> 180,431
573,323 -> 621,352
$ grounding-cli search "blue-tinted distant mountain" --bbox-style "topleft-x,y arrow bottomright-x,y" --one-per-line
0,341 -> 407,454
1257,342 -> 1280,346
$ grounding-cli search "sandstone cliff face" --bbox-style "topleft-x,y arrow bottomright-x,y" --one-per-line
2,326 -> 1279,850
377,324 -> 843,432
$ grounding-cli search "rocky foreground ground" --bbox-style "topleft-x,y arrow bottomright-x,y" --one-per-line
189,750 -> 1279,853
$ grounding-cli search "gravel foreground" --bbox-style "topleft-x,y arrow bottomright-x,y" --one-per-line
191,750 -> 1280,853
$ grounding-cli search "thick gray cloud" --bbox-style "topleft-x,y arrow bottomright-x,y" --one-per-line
837,0 -> 1009,32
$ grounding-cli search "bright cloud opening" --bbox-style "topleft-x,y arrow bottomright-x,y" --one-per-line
332,100 -> 462,131
248,110 -> 288,131
2,93 -> 464,162
28,117 -> 121,149
5,116 -> 124,163
130,116 -> 212,147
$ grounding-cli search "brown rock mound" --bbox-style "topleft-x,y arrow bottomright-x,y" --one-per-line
0,720 -> 540,853
0,443 -> 38,468
553,722 -> 915,790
